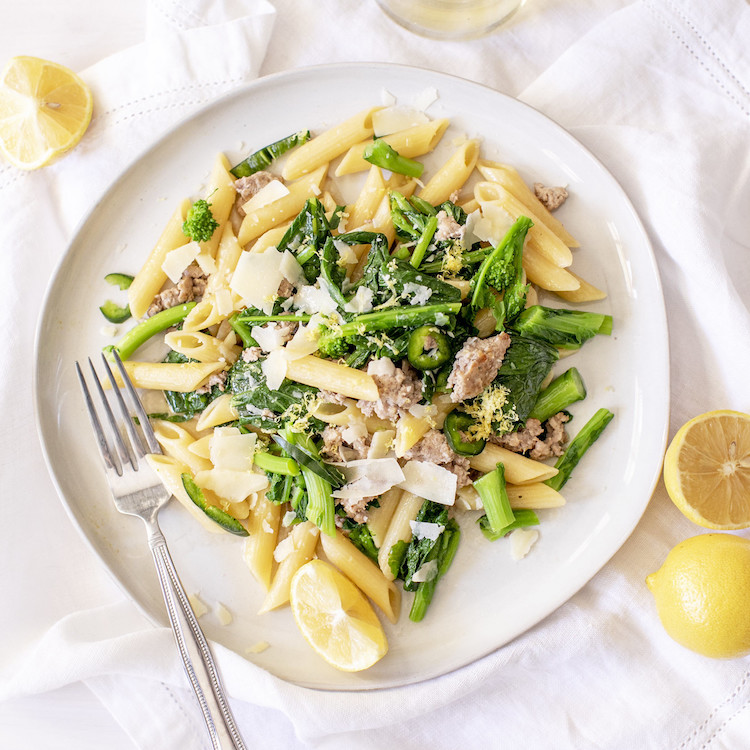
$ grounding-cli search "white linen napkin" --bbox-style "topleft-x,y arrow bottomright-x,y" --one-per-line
3,0 -> 750,748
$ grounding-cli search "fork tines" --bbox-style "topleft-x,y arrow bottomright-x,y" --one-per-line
75,351 -> 161,476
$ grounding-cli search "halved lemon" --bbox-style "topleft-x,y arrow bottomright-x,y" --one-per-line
290,559 -> 388,672
663,410 -> 750,529
0,56 -> 93,170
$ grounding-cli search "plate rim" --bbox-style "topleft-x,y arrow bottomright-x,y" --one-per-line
33,61 -> 671,692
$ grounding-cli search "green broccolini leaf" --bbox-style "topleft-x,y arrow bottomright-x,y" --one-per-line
512,305 -> 613,350
276,197 -> 331,283
347,524 -> 379,563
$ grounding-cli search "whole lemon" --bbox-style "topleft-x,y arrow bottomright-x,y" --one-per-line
646,534 -> 750,658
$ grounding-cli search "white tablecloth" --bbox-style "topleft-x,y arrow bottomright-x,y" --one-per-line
2,1 -> 750,748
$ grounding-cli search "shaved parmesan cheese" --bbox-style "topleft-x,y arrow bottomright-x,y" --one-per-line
344,286 -> 374,313
280,249 -> 306,287
381,88 -> 396,107
402,282 -> 432,305
332,458 -> 405,499
162,241 -> 200,283
241,179 -> 290,214
367,357 -> 396,377
217,602 -> 233,626
333,239 -> 358,266
410,520 -> 445,541
246,641 -> 270,654
285,322 -> 321,359
397,461 -> 457,506
100,325 -> 118,337
195,468 -> 268,504
209,427 -> 256,472
341,423 -> 368,444
188,593 -> 208,617
214,288 -> 234,317
411,559 -> 438,583
274,535 -> 294,562
282,510 -> 297,527
367,429 -> 395,459
195,252 -> 217,276
262,348 -> 288,390
413,87 -> 438,111
251,323 -> 290,353
510,528 -> 539,560
473,203 -> 514,247
293,283 -> 338,315
230,247 -> 284,314
408,403 -> 438,421
373,106 -> 429,136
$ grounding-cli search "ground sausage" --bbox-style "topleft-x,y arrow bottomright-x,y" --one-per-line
403,429 -> 473,488
447,333 -> 511,402
491,412 -> 570,460
357,359 -> 423,422
534,183 -> 569,211
146,262 -> 207,317
234,171 -> 281,215
434,209 -> 463,241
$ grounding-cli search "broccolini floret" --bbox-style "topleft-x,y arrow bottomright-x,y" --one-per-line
182,199 -> 219,242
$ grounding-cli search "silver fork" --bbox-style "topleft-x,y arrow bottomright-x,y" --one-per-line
75,351 -> 247,750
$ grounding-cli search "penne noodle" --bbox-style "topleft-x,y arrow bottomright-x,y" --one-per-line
456,482 -> 565,511
128,199 -> 191,319
145,454 -> 223,534
243,492 -> 282,591
206,221 -> 243,294
248,222 -> 293,255
335,118 -> 450,176
346,165 -> 387,230
522,242 -> 581,292
282,106 -> 382,180
152,421 -> 212,476
366,487 -> 403,549
469,443 -> 559,485
475,182 -> 573,267
106,361 -> 226,392
320,530 -> 401,623
199,153 -> 237,259
418,139 -> 480,205
377,491 -> 424,580
164,330 -> 240,364
259,522 -> 320,613
555,270 -> 607,303
195,392 -> 239,431
285,355 -> 379,401
238,165 -> 328,247
476,160 -> 579,247
394,412 -> 433,457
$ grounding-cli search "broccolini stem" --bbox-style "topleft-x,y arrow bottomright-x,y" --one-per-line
478,509 -> 539,541
528,367 -> 587,423
107,302 -> 196,361
363,139 -> 424,178
472,462 -> 515,534
253,451 -> 300,476
338,302 -> 461,336
409,521 -> 460,622
410,215 -> 438,269
545,408 -> 615,491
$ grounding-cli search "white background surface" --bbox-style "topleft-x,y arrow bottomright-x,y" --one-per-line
3,1 -> 750,748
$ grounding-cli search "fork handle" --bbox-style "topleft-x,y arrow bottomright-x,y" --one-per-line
147,524 -> 247,750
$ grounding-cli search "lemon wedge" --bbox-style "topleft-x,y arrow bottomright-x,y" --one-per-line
663,410 -> 750,529
0,56 -> 93,170
646,533 -> 750,658
290,559 -> 388,672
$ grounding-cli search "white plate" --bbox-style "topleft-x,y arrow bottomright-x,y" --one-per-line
35,63 -> 669,691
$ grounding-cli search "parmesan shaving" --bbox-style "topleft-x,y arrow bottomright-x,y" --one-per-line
397,461 -> 457,506
162,241 -> 200,284
241,179 -> 290,214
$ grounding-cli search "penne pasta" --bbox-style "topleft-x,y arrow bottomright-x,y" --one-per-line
320,530 -> 401,623
555,270 -> 607,303
152,420 -> 212,476
259,522 -> 320,613
282,106 -> 382,180
346,165 -> 387,230
238,165 -> 328,247
476,160 -> 579,247
195,392 -> 239,431
469,444 -> 559,485
418,139 -> 480,205
164,329 -> 240,364
285,356 -> 379,401
107,360 -> 226,392
198,153 -> 237,259
377,491 -> 424,580
128,199 -> 190,319
243,492 -> 282,591
456,482 -> 565,511
366,487 -> 403,549
335,117 -> 450,176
